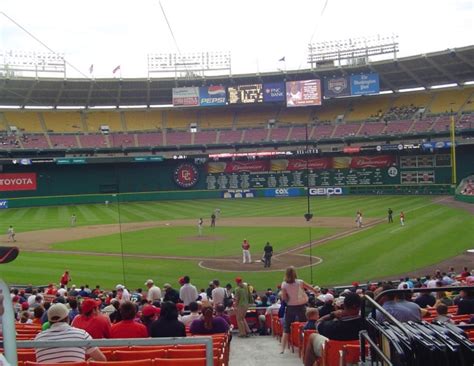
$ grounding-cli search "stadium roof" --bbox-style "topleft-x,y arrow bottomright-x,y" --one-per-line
1,45 -> 473,108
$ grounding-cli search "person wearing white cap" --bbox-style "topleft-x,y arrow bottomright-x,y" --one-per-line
145,279 -> 162,303
34,303 -> 106,363
116,284 -> 130,303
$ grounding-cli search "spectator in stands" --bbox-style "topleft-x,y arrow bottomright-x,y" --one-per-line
181,301 -> 201,327
115,284 -> 130,303
234,277 -> 252,338
145,279 -> 162,303
68,298 -> 79,322
150,301 -> 186,338
179,275 -> 199,308
376,285 -> 422,322
32,306 -> 44,325
304,307 -> 319,330
20,310 -> 32,324
34,303 -> 106,363
215,303 -> 231,325
280,266 -> 319,354
224,283 -> 234,308
189,302 -> 229,335
303,293 -> 363,366
163,283 -> 180,303
434,291 -> 453,307
456,288 -> 474,315
211,279 -> 226,308
434,304 -> 453,324
415,291 -> 436,308
460,267 -> 471,278
110,301 -> 148,338
140,305 -> 160,332
318,293 -> 335,317
72,298 -> 111,339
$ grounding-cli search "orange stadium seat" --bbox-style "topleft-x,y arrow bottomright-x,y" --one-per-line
319,339 -> 359,366
113,349 -> 167,361
88,360 -> 153,366
17,351 -> 36,362
25,362 -> 87,366
167,348 -> 221,358
154,357 -> 219,366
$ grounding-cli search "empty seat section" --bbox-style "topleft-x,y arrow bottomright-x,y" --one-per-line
385,120 -> 412,134
136,132 -> 163,147
431,115 -> 452,132
278,108 -> 310,124
391,92 -> 431,110
243,128 -> 268,142
358,122 -> 386,136
268,127 -> 290,142
457,113 -> 474,129
4,112 -> 43,132
315,100 -> 350,122
79,134 -> 107,148
288,126 -> 309,141
49,134 -> 78,148
429,88 -> 472,114
461,91 -> 474,112
236,108 -> 276,127
43,112 -> 83,132
86,111 -> 122,132
200,109 -> 233,129
410,118 -> 435,133
166,131 -> 191,145
218,130 -> 242,144
312,124 -> 335,139
166,110 -> 197,129
109,133 -> 135,147
332,123 -> 360,138
22,134 -> 50,148
125,111 -> 163,131
193,130 -> 217,144
346,96 -> 390,121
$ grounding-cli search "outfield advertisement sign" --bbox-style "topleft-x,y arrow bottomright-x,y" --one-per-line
324,76 -> 350,98
0,173 -> 37,191
286,80 -> 322,107
309,187 -> 344,196
228,84 -> 263,104
264,188 -> 302,197
0,200 -> 8,209
199,86 -> 227,106
172,87 -> 199,107
263,82 -> 285,102
350,73 -> 380,95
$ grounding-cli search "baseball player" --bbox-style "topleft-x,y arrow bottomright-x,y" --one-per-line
7,225 -> 16,242
198,218 -> 203,236
210,213 -> 216,228
242,239 -> 251,264
71,213 -> 77,227
400,211 -> 405,226
388,208 -> 393,223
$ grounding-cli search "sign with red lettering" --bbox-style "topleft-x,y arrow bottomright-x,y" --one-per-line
349,155 -> 396,168
0,173 -> 37,191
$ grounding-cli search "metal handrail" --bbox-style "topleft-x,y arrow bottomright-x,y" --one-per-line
374,285 -> 472,302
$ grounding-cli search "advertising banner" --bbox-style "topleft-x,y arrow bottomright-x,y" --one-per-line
264,188 -> 302,197
0,200 -> 8,209
286,80 -> 322,107
199,86 -> 227,106
309,187 -> 344,196
350,73 -> 380,95
263,82 -> 285,102
270,158 -> 332,171
172,87 -> 199,107
207,161 -> 269,173
0,173 -> 37,191
349,155 -> 396,169
228,84 -> 263,104
324,76 -> 350,98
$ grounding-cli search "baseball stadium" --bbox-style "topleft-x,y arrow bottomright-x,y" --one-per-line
0,2 -> 473,365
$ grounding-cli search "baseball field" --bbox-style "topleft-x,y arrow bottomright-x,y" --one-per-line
1,195 -> 473,291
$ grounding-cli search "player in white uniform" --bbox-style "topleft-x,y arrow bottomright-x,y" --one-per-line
7,226 -> 16,242
198,218 -> 203,236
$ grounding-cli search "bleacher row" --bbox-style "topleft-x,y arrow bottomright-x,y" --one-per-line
10,323 -> 229,366
0,113 -> 473,150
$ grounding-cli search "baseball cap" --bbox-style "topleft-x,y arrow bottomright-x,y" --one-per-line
142,305 -> 160,317
178,277 -> 185,285
81,298 -> 101,314
324,293 -> 334,302
176,303 -> 185,312
21,302 -> 29,310
116,284 -> 124,290
145,279 -> 154,286
48,303 -> 69,322
235,277 -> 243,283
12,295 -> 19,302
317,294 -> 326,302
163,283 -> 171,289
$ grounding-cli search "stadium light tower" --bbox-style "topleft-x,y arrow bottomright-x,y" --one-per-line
0,50 -> 66,78
307,34 -> 399,69
147,51 -> 231,79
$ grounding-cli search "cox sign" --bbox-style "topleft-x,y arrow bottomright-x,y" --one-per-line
309,187 -> 343,196
264,188 -> 302,197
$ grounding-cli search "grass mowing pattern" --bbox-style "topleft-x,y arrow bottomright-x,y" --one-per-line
1,196 -> 471,290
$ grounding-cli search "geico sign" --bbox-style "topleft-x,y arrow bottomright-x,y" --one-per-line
309,187 -> 343,196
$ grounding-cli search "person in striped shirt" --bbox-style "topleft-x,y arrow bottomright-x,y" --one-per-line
34,303 -> 105,364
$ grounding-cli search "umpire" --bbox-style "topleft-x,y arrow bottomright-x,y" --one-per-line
263,242 -> 273,268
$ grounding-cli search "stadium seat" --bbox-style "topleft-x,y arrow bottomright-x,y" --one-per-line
319,339 -> 359,366
114,349 -> 167,361
24,362 -> 87,366
301,329 -> 316,361
153,357 -> 219,366
88,360 -> 153,366
290,321 -> 305,353
17,351 -> 36,362
167,348 -> 221,358
339,344 -> 365,366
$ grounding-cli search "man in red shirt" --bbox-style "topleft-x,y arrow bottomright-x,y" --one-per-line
72,298 -> 111,339
242,239 -> 251,264
110,301 -> 148,338
60,270 -> 71,287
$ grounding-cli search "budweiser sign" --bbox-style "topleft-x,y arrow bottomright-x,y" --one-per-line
350,156 -> 395,169
0,173 -> 37,191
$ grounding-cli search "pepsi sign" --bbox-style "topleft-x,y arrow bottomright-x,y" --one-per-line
199,86 -> 227,106
263,82 -> 285,102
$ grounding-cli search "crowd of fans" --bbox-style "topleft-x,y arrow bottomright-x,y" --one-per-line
3,265 -> 474,364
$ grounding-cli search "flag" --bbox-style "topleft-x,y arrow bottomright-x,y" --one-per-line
113,65 -> 121,74
279,56 -> 285,62
89,64 -> 94,74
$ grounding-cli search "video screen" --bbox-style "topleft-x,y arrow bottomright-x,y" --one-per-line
228,84 -> 263,104
286,79 -> 321,107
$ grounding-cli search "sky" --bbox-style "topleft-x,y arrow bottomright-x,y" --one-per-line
0,0 -> 473,78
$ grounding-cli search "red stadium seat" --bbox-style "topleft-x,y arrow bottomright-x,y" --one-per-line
167,348 -> 221,358
154,357 -> 219,366
88,360 -> 154,366
320,339 -> 359,366
113,349 -> 167,361
17,351 -> 36,362
24,362 -> 87,366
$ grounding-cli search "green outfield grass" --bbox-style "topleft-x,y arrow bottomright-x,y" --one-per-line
1,195 -> 471,290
